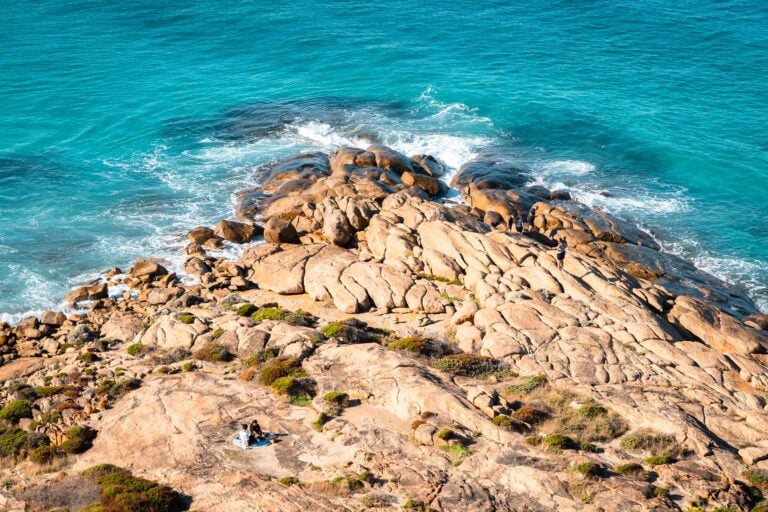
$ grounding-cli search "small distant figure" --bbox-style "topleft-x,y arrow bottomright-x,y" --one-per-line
515,216 -> 524,234
249,419 -> 263,444
556,239 -> 567,269
238,424 -> 250,450
526,209 -> 536,232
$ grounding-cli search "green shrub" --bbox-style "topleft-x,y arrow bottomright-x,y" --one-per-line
29,445 -> 59,464
420,274 -> 461,285
193,342 -> 232,362
744,469 -> 768,491
97,378 -> 141,399
506,374 -> 547,395
492,415 -> 514,430
290,395 -> 311,407
212,327 -> 225,339
645,454 -> 675,466
0,428 -> 48,457
177,313 -> 195,324
543,434 -> 578,452
578,402 -> 607,418
251,307 -> 289,322
330,475 -> 364,493
433,353 -> 503,378
236,303 -> 257,317
511,404 -> 548,425
573,462 -> 603,478
0,400 -> 33,422
258,357 -> 303,385
127,343 -> 145,357
278,476 -> 299,486
403,498 -> 425,510
243,348 -> 277,368
77,351 -> 100,363
323,391 -> 349,408
320,321 -> 345,338
441,444 -> 471,465
32,386 -> 67,398
580,442 -> 599,453
361,493 -> 390,507
750,501 -> 768,512
387,337 -> 433,355
652,486 -> 669,498
181,362 -> 195,372
615,462 -> 645,476
620,429 -> 676,454
79,464 -> 186,512
525,436 -> 542,446
272,377 -> 301,395
59,426 -> 96,454
436,428 -> 455,441
312,412 -> 330,432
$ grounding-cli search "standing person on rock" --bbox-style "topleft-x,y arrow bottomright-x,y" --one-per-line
238,424 -> 250,449
556,239 -> 567,269
515,215 -> 524,234
526,208 -> 537,232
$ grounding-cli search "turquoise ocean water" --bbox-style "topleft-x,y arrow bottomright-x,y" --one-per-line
1,1 -> 767,321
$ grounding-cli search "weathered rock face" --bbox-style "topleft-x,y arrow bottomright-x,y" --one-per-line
4,145 -> 768,512
668,296 -> 768,354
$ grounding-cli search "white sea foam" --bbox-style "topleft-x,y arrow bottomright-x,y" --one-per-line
532,159 -> 596,176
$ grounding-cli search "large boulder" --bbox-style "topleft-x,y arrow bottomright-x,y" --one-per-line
101,312 -> 144,342
257,151 -> 330,189
129,259 -> 168,280
668,296 -> 768,354
322,208 -> 354,247
214,220 -> 262,244
401,171 -> 442,196
264,217 -> 300,244
367,145 -> 417,175
451,158 -> 528,190
65,282 -> 108,305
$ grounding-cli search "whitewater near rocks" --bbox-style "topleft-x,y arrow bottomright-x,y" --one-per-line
1,144 -> 767,511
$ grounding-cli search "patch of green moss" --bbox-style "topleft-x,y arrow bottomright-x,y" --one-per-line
212,327 -> 225,339
181,362 -> 196,372
419,274 -> 461,285
0,400 -> 33,422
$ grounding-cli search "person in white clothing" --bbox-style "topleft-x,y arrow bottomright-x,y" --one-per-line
238,424 -> 250,449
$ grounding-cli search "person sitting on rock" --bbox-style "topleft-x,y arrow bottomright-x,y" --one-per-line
248,419 -> 263,443
556,239 -> 567,269
238,424 -> 250,449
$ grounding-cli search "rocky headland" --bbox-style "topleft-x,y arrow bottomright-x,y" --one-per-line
1,144 -> 767,511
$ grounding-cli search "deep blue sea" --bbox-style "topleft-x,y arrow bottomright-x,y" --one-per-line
1,1 -> 767,321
